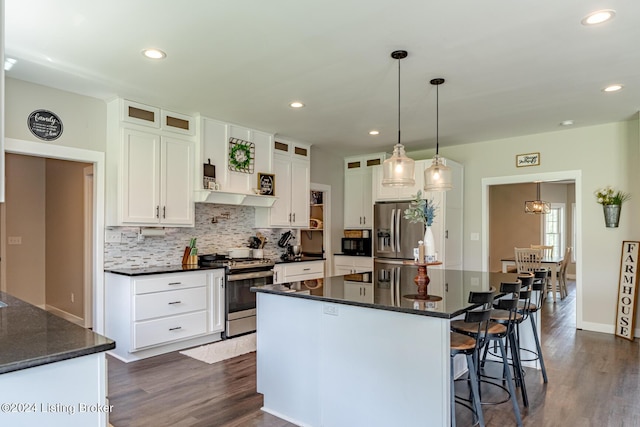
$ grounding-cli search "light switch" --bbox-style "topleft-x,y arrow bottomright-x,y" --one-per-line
470,233 -> 480,241
105,231 -> 122,243
8,236 -> 22,245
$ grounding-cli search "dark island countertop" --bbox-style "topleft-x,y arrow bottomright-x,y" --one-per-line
275,256 -> 325,264
0,291 -> 115,375
105,264 -> 224,276
253,265 -> 519,319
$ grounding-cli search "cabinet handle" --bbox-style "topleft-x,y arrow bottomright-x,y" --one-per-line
293,213 -> 296,222
163,206 -> 166,219
168,301 -> 182,305
363,287 -> 366,296
363,216 -> 366,225
169,326 -> 182,331
274,271 -> 278,282
359,217 -> 362,224
156,206 -> 160,218
289,213 -> 292,222
167,282 -> 182,286
445,230 -> 448,239
303,268 -> 311,271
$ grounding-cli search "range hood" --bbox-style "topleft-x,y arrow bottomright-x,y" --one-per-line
195,190 -> 278,207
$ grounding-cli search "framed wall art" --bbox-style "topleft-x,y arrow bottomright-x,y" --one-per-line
228,137 -> 255,173
516,152 -> 540,167
258,173 -> 275,196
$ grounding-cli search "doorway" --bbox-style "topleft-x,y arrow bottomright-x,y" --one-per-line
482,170 -> 582,329
3,138 -> 105,333
301,183 -> 332,275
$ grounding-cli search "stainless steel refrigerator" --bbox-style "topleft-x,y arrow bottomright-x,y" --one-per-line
374,201 -> 424,260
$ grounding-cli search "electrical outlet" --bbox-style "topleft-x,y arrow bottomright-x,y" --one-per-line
323,304 -> 338,316
105,230 -> 122,243
8,236 -> 22,245
71,293 -> 75,303
470,277 -> 480,287
470,233 -> 480,241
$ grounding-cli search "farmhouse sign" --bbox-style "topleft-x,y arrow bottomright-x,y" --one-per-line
27,110 -> 63,141
615,241 -> 640,340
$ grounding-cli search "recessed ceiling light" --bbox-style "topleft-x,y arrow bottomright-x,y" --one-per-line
560,120 -> 574,126
369,130 -> 380,135
142,48 -> 166,60
603,84 -> 623,93
4,57 -> 17,71
581,9 -> 616,25
289,102 -> 305,108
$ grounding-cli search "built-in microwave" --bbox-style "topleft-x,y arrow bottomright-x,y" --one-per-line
341,237 -> 372,256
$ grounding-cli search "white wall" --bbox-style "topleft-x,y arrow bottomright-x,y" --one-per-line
411,118 -> 640,333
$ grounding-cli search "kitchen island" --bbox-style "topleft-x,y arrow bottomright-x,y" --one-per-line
253,266 -> 524,427
0,291 -> 115,426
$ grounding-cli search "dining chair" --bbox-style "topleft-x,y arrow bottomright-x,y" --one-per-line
530,244 -> 553,259
514,248 -> 542,274
558,247 -> 572,299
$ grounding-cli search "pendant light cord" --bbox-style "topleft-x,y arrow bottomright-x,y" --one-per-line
397,57 -> 401,146
435,83 -> 439,156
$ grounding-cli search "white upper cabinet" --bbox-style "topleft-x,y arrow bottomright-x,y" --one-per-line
107,99 -> 196,227
198,118 -> 274,195
372,160 -> 425,202
343,153 -> 385,229
255,139 -> 311,228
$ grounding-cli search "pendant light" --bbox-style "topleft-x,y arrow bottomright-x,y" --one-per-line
424,78 -> 453,191
382,50 -> 415,187
525,182 -> 550,214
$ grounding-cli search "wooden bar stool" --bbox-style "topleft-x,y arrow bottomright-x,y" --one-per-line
452,290 -> 523,427
450,307 -> 492,427
518,278 -> 548,383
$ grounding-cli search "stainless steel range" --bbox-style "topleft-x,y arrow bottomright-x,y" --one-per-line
199,254 -> 274,338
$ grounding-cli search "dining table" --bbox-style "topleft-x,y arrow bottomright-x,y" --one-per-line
501,256 -> 564,301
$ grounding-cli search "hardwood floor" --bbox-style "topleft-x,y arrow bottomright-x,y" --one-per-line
108,281 -> 640,426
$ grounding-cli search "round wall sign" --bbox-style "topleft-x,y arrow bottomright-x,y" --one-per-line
27,110 -> 63,141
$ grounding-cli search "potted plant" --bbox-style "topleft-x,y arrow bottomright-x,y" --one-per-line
404,190 -> 438,258
594,186 -> 630,228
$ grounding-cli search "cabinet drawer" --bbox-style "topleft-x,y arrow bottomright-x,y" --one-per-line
134,287 -> 207,321
133,311 -> 207,349
352,257 -> 373,270
134,272 -> 207,294
282,261 -> 324,277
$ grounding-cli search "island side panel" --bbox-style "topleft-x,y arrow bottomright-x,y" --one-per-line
0,353 -> 108,427
256,292 -> 450,427
319,301 -> 450,427
257,293 -> 322,426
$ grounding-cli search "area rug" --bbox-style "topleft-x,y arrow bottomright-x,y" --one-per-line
180,333 -> 256,364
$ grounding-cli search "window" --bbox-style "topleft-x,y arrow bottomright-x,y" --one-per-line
543,203 -> 565,258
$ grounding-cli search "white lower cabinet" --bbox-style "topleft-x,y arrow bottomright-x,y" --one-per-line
105,269 -> 225,362
344,281 -> 374,303
334,255 -> 373,275
273,260 -> 324,284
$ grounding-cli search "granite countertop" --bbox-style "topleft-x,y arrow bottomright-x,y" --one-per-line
333,253 -> 372,257
105,264 -> 224,276
0,291 -> 115,375
253,266 -> 518,319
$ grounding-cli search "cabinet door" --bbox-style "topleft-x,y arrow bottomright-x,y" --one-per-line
372,166 -> 398,201
122,129 -> 161,224
361,167 -> 374,227
290,159 -> 310,227
334,266 -> 354,276
269,156 -> 292,227
161,136 -> 194,225
397,160 -> 425,200
210,270 -> 225,333
344,171 -> 365,228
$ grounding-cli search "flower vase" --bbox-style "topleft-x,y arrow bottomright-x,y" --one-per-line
424,226 -> 435,259
603,204 -> 621,228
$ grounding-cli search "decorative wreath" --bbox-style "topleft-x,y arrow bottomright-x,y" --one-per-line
228,138 -> 255,173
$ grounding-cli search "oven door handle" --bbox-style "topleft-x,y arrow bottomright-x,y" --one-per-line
228,270 -> 274,281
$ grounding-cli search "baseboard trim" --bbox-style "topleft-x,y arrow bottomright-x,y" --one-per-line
45,305 -> 84,326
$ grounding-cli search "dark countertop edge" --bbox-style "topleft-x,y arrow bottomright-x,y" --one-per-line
105,265 -> 224,276
275,257 -> 325,264
0,342 -> 116,375
253,287 -> 465,319
333,253 -> 373,258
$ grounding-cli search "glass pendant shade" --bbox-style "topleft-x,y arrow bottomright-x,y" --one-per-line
524,182 -> 550,214
382,143 -> 415,186
424,155 -> 452,191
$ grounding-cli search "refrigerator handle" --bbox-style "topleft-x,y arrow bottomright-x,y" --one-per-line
390,267 -> 396,306
390,209 -> 396,253
395,208 -> 401,252
394,267 -> 401,306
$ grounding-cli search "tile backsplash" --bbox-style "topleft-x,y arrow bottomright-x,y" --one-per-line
104,204 -> 291,269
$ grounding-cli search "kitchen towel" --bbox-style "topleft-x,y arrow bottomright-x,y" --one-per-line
179,333 -> 256,364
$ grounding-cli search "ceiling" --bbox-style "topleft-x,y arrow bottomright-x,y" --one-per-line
5,1 -> 639,156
